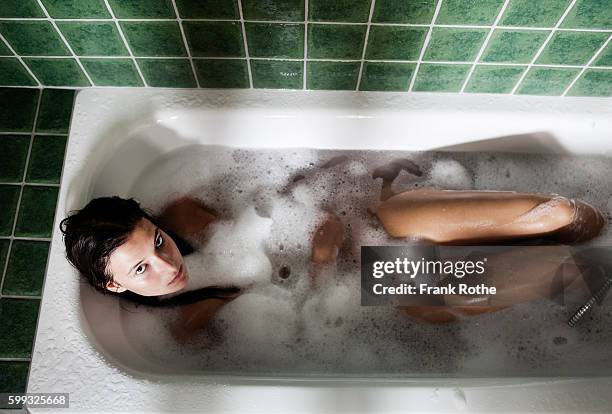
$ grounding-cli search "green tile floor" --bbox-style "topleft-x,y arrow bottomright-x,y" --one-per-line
0,0 -> 610,95
0,87 -> 74,408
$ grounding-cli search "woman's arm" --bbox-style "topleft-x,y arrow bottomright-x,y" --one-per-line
156,197 -> 216,243
375,189 -> 604,244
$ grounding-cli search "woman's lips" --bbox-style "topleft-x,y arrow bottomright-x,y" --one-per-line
168,265 -> 184,285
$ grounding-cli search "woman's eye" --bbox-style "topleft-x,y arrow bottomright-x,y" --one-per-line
135,264 -> 147,275
155,234 -> 164,248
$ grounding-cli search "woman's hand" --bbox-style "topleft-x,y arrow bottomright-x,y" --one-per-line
311,213 -> 344,264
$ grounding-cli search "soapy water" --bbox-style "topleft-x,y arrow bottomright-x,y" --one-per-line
118,146 -> 612,376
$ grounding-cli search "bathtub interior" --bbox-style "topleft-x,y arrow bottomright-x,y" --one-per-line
61,90 -> 612,379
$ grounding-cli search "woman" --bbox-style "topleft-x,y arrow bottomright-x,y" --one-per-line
61,185 -> 605,339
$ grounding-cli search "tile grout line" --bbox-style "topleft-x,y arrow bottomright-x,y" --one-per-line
356,0 -> 377,91
236,0 -> 253,89
170,0 -> 200,88
459,0 -> 511,93
1,72 -> 611,91
408,0 -> 444,92
0,85 -> 185,89
0,237 -> 52,242
0,182 -> 60,187
0,16 -> 612,32
101,0 -> 149,87
0,90 -> 43,299
1,296 -> 42,300
510,0 -> 578,95
303,0 -> 308,90
0,54 -> 612,66
34,0 -> 95,87
562,34 -> 612,96
0,357 -> 32,361
0,32 -> 42,87
1,56 -> 612,68
0,132 -> 68,136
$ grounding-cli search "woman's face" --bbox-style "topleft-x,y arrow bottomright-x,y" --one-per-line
106,218 -> 189,296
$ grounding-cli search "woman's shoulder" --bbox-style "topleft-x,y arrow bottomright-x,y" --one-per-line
156,196 -> 217,246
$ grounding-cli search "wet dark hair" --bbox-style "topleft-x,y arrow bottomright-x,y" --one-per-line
60,197 -> 154,294
60,196 -> 238,307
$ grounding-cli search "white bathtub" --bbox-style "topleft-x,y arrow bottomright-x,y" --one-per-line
28,89 -> 612,413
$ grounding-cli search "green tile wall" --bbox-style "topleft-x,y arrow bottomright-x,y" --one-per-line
0,87 -> 74,408
0,0 -> 609,95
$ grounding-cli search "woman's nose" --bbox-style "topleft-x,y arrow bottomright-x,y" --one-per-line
151,253 -> 177,274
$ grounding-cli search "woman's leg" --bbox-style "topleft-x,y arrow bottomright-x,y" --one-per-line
376,189 -> 605,323
374,189 -> 604,244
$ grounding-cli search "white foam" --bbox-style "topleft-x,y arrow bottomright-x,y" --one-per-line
426,158 -> 474,189
215,284 -> 299,367
181,206 -> 274,290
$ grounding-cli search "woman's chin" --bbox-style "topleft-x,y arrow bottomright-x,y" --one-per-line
179,277 -> 188,290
